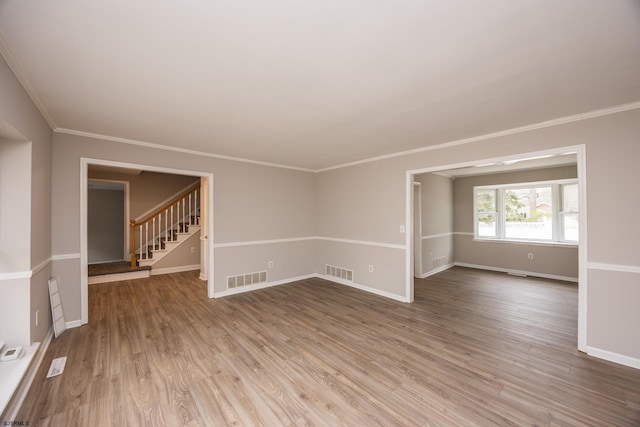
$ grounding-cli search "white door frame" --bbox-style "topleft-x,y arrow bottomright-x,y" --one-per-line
413,182 -> 422,278
405,144 -> 588,352
80,158 -> 215,324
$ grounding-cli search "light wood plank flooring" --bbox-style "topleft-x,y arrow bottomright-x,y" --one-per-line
13,267 -> 640,426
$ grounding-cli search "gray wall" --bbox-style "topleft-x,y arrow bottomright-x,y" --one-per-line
88,170 -> 200,220
0,54 -> 53,347
152,232 -> 201,271
2,50 -> 640,367
415,173 -> 454,277
51,132 -> 317,319
88,188 -> 125,263
316,108 -> 640,361
453,166 -> 579,279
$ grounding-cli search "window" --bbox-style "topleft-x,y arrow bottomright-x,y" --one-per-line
474,179 -> 578,243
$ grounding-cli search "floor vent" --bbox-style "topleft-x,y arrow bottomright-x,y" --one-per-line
432,256 -> 447,269
325,264 -> 354,282
227,271 -> 267,289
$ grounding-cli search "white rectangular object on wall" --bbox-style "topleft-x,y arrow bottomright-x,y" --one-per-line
48,278 -> 67,338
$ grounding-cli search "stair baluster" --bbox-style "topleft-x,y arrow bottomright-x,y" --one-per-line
130,185 -> 200,268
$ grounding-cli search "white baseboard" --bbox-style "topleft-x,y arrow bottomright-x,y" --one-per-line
419,263 -> 455,278
454,262 -> 578,283
150,265 -> 201,276
214,274 -> 316,298
1,328 -> 53,420
316,274 -> 408,303
585,346 -> 640,370
199,272 -> 206,281
214,272 -> 408,303
65,319 -> 82,329
88,270 -> 150,284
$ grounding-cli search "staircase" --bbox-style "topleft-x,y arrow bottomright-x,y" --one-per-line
131,184 -> 201,268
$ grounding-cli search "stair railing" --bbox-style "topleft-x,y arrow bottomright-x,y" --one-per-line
130,185 -> 200,267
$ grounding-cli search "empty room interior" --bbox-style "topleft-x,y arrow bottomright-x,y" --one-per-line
1,1 -> 639,425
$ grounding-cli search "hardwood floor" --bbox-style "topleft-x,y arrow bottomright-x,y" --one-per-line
14,267 -> 640,426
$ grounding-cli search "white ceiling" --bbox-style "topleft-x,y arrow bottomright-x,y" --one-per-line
1,1 -> 639,171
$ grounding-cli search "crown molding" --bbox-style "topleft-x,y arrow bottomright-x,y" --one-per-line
316,101 -> 640,173
52,100 -> 640,174
0,31 -> 57,130
54,128 -> 315,173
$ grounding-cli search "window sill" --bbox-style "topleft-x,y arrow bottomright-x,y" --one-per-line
472,238 -> 578,248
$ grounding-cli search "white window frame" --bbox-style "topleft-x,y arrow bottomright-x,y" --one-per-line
473,178 -> 578,244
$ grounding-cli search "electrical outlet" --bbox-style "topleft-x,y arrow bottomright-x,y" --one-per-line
528,253 -> 534,260
268,261 -> 274,268
400,225 -> 406,233
191,246 -> 196,253
368,265 -> 374,272
36,310 -> 39,327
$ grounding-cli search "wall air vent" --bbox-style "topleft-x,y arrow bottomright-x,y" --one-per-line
227,271 -> 267,289
325,264 -> 354,282
432,256 -> 447,269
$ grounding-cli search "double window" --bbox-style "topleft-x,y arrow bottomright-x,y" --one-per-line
474,179 -> 578,243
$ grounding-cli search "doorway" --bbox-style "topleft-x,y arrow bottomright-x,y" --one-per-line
88,179 -> 129,264
80,158 -> 215,324
405,145 -> 587,351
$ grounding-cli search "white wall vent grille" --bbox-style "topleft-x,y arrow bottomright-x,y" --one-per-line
432,256 -> 447,269
325,264 -> 354,282
227,271 -> 267,289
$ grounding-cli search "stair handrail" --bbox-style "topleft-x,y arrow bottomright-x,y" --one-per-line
130,184 -> 200,267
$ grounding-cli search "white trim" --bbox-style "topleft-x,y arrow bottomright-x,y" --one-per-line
405,172 -> 414,302
58,128 -> 314,173
587,262 -> 640,274
318,102 -> 640,172
420,263 -> 455,278
0,328 -> 52,420
52,253 -> 81,261
214,236 -> 315,249
150,264 -> 201,276
31,258 -> 52,276
470,238 -> 578,249
214,274 -> 316,298
585,346 -> 640,370
316,236 -> 405,250
65,319 -> 82,329
0,271 -> 31,281
318,274 -> 408,303
88,270 -> 150,284
214,272 -> 408,303
135,181 -> 199,222
0,257 -> 53,281
421,232 -> 454,240
454,232 -> 474,236
413,182 -> 422,278
576,145 -> 588,352
213,236 -> 405,250
454,262 -> 578,283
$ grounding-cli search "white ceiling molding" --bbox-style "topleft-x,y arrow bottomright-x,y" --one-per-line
315,101 -> 640,173
56,100 -> 640,174
55,128 -> 316,173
